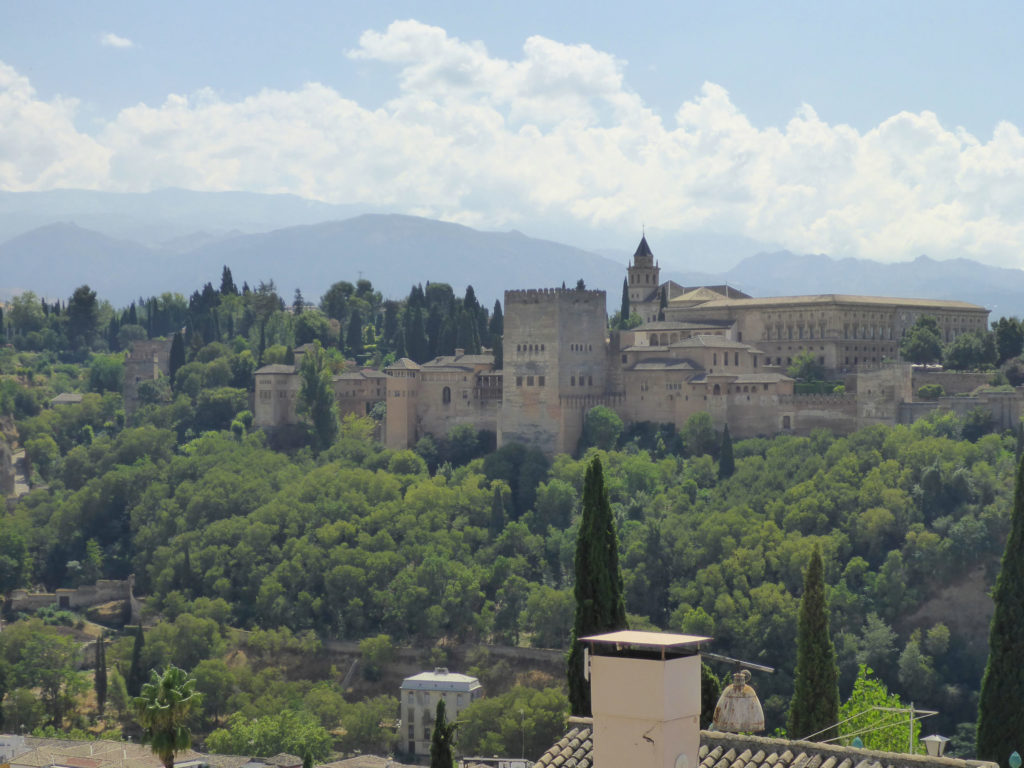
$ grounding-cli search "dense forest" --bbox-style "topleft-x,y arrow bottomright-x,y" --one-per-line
1,271 -> 1023,760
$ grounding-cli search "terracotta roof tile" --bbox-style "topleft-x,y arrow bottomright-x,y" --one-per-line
539,728 -> 996,768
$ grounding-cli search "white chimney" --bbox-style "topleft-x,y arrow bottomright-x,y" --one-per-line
583,631 -> 710,768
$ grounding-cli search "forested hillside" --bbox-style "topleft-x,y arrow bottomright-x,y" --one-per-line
1,274 -> 1020,759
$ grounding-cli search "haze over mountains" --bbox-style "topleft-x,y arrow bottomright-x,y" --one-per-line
2,189 -> 1023,317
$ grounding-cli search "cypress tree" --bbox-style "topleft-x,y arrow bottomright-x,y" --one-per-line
977,452 -> 1024,762
489,300 -> 503,339
567,456 -> 628,716
658,285 -> 667,321
126,624 -> 145,697
787,546 -> 839,741
429,698 -> 457,768
346,309 -> 364,357
95,631 -> 108,716
220,265 -> 238,296
619,278 -> 630,328
700,662 -> 722,729
169,331 -> 186,386
718,424 -> 735,479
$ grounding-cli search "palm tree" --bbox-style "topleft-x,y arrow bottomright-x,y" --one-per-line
132,666 -> 204,768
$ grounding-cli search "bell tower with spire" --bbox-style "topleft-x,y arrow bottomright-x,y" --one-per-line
627,234 -> 661,308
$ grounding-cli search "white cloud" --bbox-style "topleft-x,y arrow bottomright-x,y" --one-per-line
4,19 -> 1024,268
101,32 -> 135,49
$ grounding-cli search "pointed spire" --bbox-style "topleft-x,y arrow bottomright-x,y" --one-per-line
632,234 -> 654,267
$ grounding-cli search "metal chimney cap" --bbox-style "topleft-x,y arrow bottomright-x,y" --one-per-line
712,669 -> 765,733
581,630 -> 711,649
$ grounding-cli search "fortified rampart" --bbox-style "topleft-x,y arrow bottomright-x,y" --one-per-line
898,389 -> 1023,431
911,369 -> 993,396
8,576 -> 137,620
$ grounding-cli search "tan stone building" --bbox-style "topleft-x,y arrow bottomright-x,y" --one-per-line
384,350 -> 501,449
255,235 -> 1004,456
664,292 -> 989,373
400,667 -> 482,759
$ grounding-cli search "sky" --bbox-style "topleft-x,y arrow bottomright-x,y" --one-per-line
3,1 -> 1024,268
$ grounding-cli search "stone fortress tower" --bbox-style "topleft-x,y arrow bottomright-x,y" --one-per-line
499,287 -> 612,455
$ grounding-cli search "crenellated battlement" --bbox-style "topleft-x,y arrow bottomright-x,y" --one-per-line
505,287 -> 606,303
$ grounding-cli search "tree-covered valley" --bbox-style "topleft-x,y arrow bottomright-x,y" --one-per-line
1,274 -> 1021,760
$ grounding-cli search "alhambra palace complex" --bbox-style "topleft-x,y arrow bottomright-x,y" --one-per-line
251,236 -> 1020,455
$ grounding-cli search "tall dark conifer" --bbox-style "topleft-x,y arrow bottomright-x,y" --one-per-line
567,456 -> 628,716
787,546 -> 839,741
619,278 -> 630,328
126,624 -> 145,697
430,698 -> 457,768
220,266 -> 238,296
489,300 -> 503,338
95,631 -> 108,716
977,453 -> 1024,762
346,309 -> 364,357
718,424 -> 735,479
169,332 -> 186,387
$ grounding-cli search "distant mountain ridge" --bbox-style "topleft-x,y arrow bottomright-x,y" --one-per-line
3,208 -> 1024,318
0,215 -> 626,306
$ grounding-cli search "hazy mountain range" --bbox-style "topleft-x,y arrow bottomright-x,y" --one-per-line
2,189 -> 1024,318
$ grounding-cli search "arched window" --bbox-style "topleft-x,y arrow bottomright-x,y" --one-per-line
442,386 -> 451,404
713,384 -> 721,395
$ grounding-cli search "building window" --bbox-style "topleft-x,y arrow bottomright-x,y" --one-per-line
516,376 -> 523,386
588,375 -> 593,386
442,386 -> 451,404
734,352 -> 739,365
538,376 -> 545,386
527,376 -> 534,386
622,354 -> 627,363
571,376 -> 575,386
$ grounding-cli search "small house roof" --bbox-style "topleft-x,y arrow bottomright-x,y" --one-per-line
401,667 -> 482,691
50,393 -> 84,405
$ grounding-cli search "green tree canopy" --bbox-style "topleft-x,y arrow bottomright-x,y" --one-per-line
839,665 -> 918,753
580,406 -> 624,452
900,316 -> 944,364
787,350 -> 826,381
